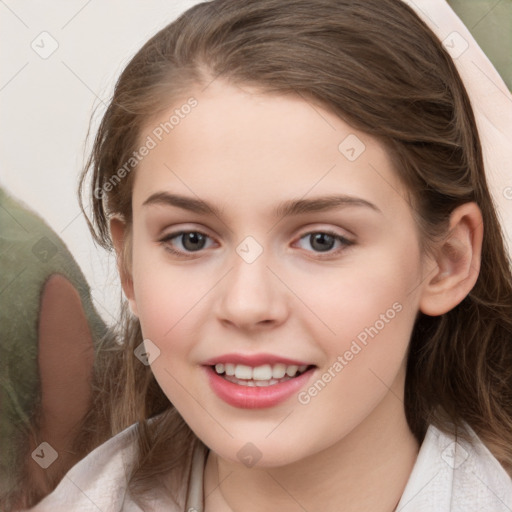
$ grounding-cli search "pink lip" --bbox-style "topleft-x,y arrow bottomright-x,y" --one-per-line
203,365 -> 316,409
202,353 -> 312,367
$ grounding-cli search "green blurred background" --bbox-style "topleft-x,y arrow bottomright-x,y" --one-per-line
448,0 -> 512,90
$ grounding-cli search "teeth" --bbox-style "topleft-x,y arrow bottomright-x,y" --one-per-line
213,362 -> 309,380
272,363 -> 286,379
225,375 -> 283,387
234,364 -> 252,380
286,365 -> 299,377
252,364 -> 272,380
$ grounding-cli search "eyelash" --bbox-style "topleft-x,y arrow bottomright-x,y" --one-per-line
158,229 -> 354,259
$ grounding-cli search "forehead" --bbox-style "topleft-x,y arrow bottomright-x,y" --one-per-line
133,80 -> 410,219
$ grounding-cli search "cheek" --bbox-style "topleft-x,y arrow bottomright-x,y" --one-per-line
130,239 -> 211,342
292,269 -> 418,451
295,246 -> 422,412
132,258 -> 204,404
301,252 -> 420,346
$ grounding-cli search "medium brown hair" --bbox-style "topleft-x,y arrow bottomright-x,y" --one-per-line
77,0 -> 512,507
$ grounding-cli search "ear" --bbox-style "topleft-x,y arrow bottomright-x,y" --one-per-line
109,216 -> 138,317
419,202 -> 483,316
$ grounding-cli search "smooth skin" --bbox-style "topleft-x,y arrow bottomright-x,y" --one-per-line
110,80 -> 483,512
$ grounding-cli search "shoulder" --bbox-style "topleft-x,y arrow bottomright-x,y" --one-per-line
24,422 -> 144,512
24,418 -> 202,512
398,423 -> 512,511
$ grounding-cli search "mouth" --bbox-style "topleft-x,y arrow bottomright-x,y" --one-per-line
210,362 -> 315,387
202,356 -> 317,408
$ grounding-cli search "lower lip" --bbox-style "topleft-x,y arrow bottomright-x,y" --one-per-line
203,365 -> 316,409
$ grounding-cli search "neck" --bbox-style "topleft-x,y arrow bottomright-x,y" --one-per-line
204,378 -> 420,512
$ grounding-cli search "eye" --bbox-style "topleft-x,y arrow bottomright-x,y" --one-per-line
158,228 -> 353,259
294,230 -> 353,256
159,230 -> 215,257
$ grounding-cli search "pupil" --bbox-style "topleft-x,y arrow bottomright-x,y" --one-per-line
183,232 -> 205,251
311,233 -> 334,252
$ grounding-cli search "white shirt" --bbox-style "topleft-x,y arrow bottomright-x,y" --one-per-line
24,420 -> 512,511
396,424 -> 512,511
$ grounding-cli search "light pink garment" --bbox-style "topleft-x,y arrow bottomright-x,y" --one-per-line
406,0 -> 512,256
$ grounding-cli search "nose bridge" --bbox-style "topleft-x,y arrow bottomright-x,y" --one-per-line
233,243 -> 268,290
216,236 -> 287,327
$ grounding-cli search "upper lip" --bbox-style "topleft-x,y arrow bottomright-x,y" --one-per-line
202,353 -> 314,367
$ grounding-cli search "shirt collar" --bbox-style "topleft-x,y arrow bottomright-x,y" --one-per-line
184,424 -> 512,512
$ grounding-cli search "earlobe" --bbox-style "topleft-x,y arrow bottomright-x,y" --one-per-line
419,202 -> 483,317
109,216 -> 139,317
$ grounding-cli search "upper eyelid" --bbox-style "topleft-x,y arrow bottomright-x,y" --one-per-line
159,225 -> 353,241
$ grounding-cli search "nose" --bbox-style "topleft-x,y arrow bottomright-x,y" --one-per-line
215,246 -> 289,331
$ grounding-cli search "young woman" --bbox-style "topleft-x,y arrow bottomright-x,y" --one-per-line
25,0 -> 512,510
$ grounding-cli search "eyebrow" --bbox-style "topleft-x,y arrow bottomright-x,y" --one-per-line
142,192 -> 382,218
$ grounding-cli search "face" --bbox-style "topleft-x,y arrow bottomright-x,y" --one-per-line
124,80 -> 433,467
